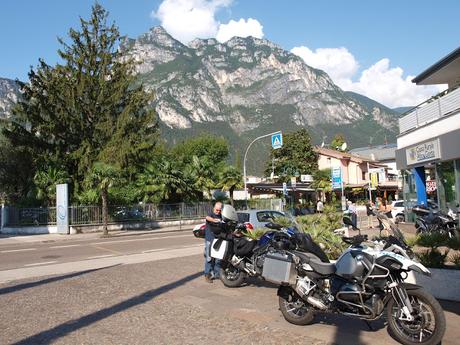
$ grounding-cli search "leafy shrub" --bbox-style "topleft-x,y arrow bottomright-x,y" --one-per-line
447,236 -> 460,251
416,232 -> 449,248
416,248 -> 448,268
271,216 -> 294,228
242,228 -> 267,240
405,235 -> 419,248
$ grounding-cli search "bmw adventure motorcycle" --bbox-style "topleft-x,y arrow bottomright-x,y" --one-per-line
210,205 -> 327,288
263,218 -> 445,345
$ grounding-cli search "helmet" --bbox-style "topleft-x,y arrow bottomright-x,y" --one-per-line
221,204 -> 238,222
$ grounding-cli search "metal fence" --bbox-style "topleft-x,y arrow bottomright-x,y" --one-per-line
2,200 -> 284,227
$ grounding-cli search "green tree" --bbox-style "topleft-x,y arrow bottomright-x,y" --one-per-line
312,168 -> 332,192
172,134 -> 229,165
186,155 -> 219,200
330,134 -> 346,151
265,128 -> 318,182
137,158 -> 190,203
34,166 -> 69,206
3,4 -> 158,201
218,165 -> 243,206
85,162 -> 120,236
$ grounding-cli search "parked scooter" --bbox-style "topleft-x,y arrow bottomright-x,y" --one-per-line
263,217 -> 445,345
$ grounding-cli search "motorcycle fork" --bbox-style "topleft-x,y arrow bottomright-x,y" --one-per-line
388,277 -> 414,321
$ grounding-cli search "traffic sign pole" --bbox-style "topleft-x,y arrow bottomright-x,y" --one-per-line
243,131 -> 282,209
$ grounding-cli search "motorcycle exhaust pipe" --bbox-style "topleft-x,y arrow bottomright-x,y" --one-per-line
305,296 -> 328,310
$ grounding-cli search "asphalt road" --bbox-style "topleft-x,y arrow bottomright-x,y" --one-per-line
0,230 -> 200,271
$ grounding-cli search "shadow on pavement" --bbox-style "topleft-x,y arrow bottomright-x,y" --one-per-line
439,299 -> 460,316
0,265 -> 120,296
317,313 -> 385,345
13,271 -> 203,345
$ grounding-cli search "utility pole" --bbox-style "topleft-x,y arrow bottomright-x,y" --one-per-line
244,131 -> 281,209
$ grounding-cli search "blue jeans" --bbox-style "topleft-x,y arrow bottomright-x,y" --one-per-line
204,239 -> 221,278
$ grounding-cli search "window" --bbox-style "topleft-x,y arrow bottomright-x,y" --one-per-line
256,211 -> 272,222
237,212 -> 249,223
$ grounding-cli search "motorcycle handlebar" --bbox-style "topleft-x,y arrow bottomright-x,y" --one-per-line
342,234 -> 368,245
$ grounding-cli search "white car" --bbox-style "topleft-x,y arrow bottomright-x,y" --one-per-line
391,200 -> 439,223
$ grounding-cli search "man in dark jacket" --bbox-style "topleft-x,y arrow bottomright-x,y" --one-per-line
204,202 -> 223,283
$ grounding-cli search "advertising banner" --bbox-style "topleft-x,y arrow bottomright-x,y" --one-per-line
56,184 -> 69,234
332,167 -> 342,189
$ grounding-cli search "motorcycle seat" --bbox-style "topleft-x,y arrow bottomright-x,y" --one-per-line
309,259 -> 336,275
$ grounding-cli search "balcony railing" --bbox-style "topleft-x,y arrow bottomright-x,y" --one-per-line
399,85 -> 460,134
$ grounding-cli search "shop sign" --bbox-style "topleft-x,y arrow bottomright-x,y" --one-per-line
406,139 -> 440,165
370,173 -> 378,188
426,180 -> 437,193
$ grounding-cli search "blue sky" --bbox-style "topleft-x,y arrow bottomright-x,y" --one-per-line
0,0 -> 458,107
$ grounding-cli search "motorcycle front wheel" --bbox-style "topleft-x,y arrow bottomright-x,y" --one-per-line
219,263 -> 246,287
278,287 -> 314,325
387,287 -> 446,345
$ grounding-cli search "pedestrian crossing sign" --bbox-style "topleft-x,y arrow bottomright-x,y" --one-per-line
271,133 -> 283,149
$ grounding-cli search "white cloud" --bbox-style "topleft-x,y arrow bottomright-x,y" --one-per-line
291,45 -> 445,108
153,0 -> 232,44
216,18 -> 264,42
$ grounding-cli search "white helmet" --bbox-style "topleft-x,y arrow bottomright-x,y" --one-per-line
221,204 -> 238,222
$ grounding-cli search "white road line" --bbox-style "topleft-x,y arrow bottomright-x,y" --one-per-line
92,234 -> 192,245
86,254 -> 114,260
50,244 -> 81,249
1,248 -> 37,253
24,261 -> 58,267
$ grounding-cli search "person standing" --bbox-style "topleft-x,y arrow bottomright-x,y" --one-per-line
379,198 -> 393,218
366,200 -> 375,228
204,202 -> 223,283
348,200 -> 358,229
316,199 -> 324,214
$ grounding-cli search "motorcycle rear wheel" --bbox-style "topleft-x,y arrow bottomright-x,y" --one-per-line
387,287 -> 445,345
278,287 -> 314,325
219,264 -> 246,288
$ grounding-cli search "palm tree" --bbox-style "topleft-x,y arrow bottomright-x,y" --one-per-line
138,158 -> 190,203
87,162 -> 120,236
218,165 -> 243,206
186,155 -> 217,200
34,167 -> 69,206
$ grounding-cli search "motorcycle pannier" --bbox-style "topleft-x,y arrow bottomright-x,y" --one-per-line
262,252 -> 296,285
210,238 -> 229,260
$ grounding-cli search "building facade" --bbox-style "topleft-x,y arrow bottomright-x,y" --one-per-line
395,47 -> 460,213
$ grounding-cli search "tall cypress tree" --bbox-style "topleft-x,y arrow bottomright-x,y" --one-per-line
4,4 -> 158,199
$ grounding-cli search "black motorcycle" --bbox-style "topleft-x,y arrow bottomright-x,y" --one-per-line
413,204 -> 458,238
263,227 -> 445,345
210,205 -> 327,288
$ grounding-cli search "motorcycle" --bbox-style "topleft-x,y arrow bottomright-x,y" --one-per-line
264,219 -> 446,345
413,204 -> 458,238
210,205 -> 328,288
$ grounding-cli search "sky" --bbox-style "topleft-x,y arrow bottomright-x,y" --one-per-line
0,0 -> 458,108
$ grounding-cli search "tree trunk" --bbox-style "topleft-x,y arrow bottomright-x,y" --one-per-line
229,187 -> 235,206
102,189 -> 108,236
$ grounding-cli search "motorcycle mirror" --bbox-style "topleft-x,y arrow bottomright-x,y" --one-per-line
265,222 -> 283,230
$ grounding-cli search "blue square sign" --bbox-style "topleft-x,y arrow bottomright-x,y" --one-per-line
271,133 -> 283,149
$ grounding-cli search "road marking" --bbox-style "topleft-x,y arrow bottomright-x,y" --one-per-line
50,244 -> 81,249
24,261 -> 58,267
91,245 -> 124,256
1,248 -> 37,253
143,243 -> 203,253
86,254 -> 114,260
92,234 -> 192,246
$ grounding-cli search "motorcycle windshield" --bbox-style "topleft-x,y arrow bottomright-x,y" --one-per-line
375,212 -> 406,243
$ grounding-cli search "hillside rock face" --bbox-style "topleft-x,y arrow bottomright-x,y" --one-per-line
0,78 -> 20,119
121,27 -> 398,137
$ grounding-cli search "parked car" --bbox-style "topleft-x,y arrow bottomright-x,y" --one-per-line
192,209 -> 287,238
391,200 -> 438,223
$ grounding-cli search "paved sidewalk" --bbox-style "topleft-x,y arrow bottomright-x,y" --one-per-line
1,254 -> 458,345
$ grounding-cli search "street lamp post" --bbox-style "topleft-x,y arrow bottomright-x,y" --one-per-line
244,131 -> 281,209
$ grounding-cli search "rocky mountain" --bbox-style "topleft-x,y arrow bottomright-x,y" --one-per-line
0,78 -> 21,119
121,27 -> 400,172
392,106 -> 414,114
0,27 -> 401,174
